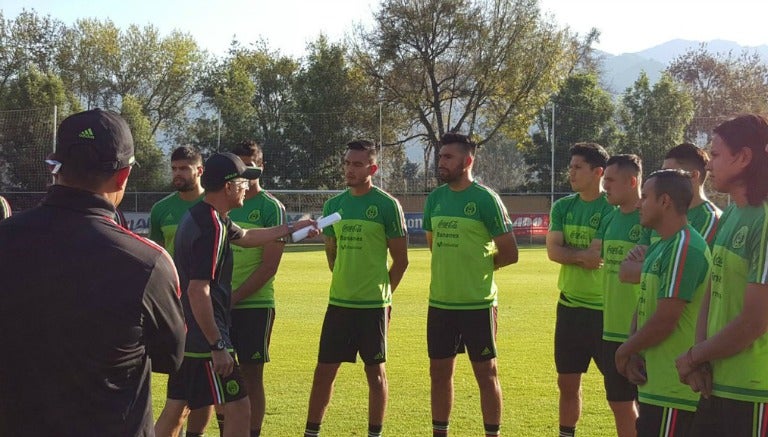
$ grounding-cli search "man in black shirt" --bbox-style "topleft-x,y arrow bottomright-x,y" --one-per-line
155,152 -> 317,437
0,108 -> 186,436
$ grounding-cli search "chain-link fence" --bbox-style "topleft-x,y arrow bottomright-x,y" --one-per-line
0,105 -> 734,217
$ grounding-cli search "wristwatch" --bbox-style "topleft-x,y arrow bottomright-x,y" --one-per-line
209,338 -> 226,351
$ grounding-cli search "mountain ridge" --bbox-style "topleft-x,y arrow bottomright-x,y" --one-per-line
599,39 -> 768,94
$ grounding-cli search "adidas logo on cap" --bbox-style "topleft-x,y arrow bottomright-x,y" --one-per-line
78,128 -> 95,140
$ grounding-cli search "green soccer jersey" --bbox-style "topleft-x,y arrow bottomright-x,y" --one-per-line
149,192 -> 203,256
707,202 -> 768,403
650,200 -> 721,247
638,224 -> 710,411
597,208 -> 650,341
549,193 -> 614,310
230,191 -> 286,309
323,187 -> 406,309
423,182 -> 514,310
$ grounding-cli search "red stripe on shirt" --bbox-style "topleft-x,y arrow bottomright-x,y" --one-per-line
703,204 -> 719,243
103,216 -> 182,298
208,207 -> 222,279
670,228 -> 691,298
706,220 -> 717,244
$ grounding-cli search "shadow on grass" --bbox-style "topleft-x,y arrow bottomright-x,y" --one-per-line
284,243 -> 326,253
285,242 -> 545,253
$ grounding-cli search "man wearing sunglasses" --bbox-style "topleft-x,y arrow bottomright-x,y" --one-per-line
155,152 -> 316,437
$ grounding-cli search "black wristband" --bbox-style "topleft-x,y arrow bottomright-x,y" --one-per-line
209,339 -> 226,351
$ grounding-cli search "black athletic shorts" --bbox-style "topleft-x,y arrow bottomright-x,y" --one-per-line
554,302 -> 604,374
600,339 -> 638,402
637,402 -> 695,437
427,306 -> 498,362
166,354 -> 248,410
689,395 -> 768,437
231,307 -> 275,364
317,305 -> 389,365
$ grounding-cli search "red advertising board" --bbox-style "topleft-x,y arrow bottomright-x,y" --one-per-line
510,213 -> 549,236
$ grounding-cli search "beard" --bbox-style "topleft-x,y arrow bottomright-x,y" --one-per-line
173,178 -> 195,192
345,174 -> 369,188
437,164 -> 463,184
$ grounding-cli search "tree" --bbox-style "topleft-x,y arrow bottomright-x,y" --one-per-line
56,18 -> 120,110
204,36 -> 393,189
120,95 -> 166,191
401,158 -> 424,193
473,135 -> 530,192
354,0 -> 579,186
131,28 -> 208,136
0,67 -> 80,190
203,40 -> 303,186
0,9 -> 65,96
180,109 -> 222,155
290,36 -> 380,188
617,72 -> 694,175
57,19 -> 208,137
377,144 -> 410,193
524,72 -> 616,192
667,45 -> 768,141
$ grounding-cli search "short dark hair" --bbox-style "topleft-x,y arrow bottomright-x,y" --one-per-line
440,132 -> 477,156
645,169 -> 693,215
606,154 -> 642,177
570,142 -> 609,169
232,139 -> 263,166
346,139 -> 378,162
171,146 -> 202,164
713,113 -> 768,206
57,166 -> 114,191
665,143 -> 709,184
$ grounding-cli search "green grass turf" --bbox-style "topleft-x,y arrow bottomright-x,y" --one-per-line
152,246 -> 616,436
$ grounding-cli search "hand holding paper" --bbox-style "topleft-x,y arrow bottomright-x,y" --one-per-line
291,212 -> 341,242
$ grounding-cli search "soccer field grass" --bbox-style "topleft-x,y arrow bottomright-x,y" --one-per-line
152,246 -> 616,436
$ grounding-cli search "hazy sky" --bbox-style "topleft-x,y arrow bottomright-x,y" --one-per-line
3,0 -> 767,57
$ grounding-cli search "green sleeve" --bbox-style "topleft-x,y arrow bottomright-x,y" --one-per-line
265,200 -> 284,228
423,194 -> 434,232
549,198 -> 565,232
149,205 -> 164,247
747,210 -> 768,284
322,198 -> 335,237
384,198 -> 406,239
479,191 -> 513,237
657,232 -> 709,301
595,209 -> 615,240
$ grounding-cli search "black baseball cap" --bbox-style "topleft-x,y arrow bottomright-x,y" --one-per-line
201,152 -> 263,189
53,109 -> 136,172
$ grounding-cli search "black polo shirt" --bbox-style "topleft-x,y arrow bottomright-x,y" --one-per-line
0,185 -> 186,436
174,201 -> 244,355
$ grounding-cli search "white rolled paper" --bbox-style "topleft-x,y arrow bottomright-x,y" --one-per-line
290,212 -> 342,242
